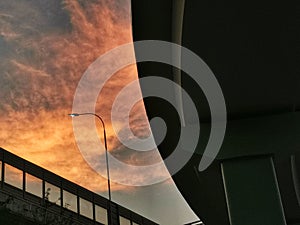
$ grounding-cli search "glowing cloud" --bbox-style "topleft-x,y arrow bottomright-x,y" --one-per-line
0,0 -> 168,193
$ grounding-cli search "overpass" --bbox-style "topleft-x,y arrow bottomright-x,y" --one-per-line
131,1 -> 300,225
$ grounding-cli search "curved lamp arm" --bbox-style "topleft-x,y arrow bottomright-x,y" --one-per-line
68,112 -> 111,201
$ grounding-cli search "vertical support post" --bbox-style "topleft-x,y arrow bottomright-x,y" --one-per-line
42,179 -> 45,205
108,201 -> 119,225
221,156 -> 287,225
60,181 -> 63,210
77,191 -> 80,218
92,196 -> 96,223
1,161 -> 4,189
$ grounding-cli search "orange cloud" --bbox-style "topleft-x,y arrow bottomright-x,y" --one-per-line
0,0 -> 168,194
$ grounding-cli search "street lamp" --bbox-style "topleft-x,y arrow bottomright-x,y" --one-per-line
68,113 -> 112,202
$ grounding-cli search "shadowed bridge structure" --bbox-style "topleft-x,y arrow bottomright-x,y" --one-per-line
131,1 -> 300,225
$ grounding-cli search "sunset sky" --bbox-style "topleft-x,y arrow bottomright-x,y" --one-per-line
0,0 -> 198,224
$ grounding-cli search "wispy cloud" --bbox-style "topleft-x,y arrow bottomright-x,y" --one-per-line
0,0 -> 168,193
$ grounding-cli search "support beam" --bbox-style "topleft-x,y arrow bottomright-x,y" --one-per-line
221,156 -> 286,225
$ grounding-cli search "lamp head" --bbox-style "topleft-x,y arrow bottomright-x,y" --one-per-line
68,113 -> 80,117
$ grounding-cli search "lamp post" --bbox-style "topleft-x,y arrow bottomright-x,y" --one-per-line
68,113 -> 112,202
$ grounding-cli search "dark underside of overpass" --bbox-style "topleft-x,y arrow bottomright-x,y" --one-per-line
131,1 -> 300,225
